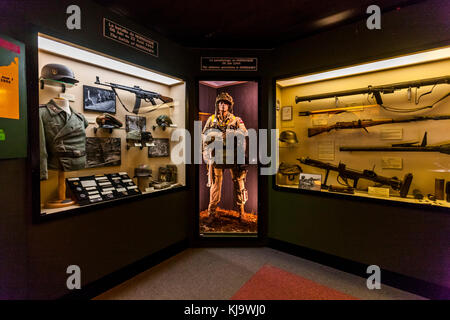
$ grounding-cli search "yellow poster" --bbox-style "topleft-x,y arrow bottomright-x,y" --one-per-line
0,56 -> 19,119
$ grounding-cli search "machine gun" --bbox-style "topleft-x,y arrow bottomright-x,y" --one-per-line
95,76 -> 173,114
297,157 -> 413,198
340,132 -> 450,155
308,115 -> 450,137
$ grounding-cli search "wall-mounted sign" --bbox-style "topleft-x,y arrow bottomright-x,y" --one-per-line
201,57 -> 257,71
0,34 -> 27,159
103,18 -> 158,57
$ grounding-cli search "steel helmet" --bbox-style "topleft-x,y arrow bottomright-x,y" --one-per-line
279,130 -> 298,144
40,64 -> 79,84
215,92 -> 234,113
156,115 -> 173,130
134,164 -> 152,177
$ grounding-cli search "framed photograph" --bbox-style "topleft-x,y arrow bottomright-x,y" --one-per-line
281,106 -> 292,121
125,115 -> 146,132
298,173 -> 322,191
83,85 -> 116,114
148,138 -> 170,158
85,137 -> 121,168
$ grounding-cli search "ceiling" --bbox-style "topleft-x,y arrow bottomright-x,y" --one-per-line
94,0 -> 424,49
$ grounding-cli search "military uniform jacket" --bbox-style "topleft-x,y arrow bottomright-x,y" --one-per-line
202,113 -> 247,167
39,100 -> 89,180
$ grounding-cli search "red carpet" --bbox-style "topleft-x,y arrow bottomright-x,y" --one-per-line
231,264 -> 358,300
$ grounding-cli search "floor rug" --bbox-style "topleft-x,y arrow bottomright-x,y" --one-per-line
231,264 -> 358,300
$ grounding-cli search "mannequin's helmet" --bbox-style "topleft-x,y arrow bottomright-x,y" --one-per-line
215,92 -> 234,114
40,64 -> 79,84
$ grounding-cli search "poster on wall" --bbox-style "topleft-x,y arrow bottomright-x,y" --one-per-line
0,34 -> 27,159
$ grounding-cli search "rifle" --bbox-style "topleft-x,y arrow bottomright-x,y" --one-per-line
308,115 -> 450,137
297,157 -> 413,198
340,132 -> 450,155
295,76 -> 450,104
95,76 -> 173,114
299,104 -> 379,116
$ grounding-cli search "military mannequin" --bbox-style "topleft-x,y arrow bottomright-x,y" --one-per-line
39,64 -> 88,180
39,98 -> 89,180
202,92 -> 248,222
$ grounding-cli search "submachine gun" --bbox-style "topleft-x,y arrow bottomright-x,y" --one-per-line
297,157 -> 413,198
95,76 -> 173,114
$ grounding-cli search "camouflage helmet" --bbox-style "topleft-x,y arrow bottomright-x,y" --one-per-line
279,130 -> 298,144
215,92 -> 234,113
156,114 -> 173,130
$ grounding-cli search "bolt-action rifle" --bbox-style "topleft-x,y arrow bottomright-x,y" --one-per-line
95,76 -> 173,114
308,115 -> 450,137
297,157 -> 413,198
340,132 -> 450,155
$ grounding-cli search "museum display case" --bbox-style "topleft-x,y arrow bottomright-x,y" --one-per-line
275,46 -> 450,209
37,34 -> 187,217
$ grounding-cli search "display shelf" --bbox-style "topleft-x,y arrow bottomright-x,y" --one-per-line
39,184 -> 186,217
277,184 -> 450,210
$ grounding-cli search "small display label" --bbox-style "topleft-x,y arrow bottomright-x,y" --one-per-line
85,186 -> 97,191
68,177 -> 80,181
81,180 -> 97,187
122,179 -> 132,183
98,182 -> 112,186
201,57 -> 257,71
318,141 -> 335,161
103,18 -> 158,57
368,187 -> 390,198
381,157 -> 403,169
116,188 -> 126,192
127,185 -> 138,190
381,128 -> 403,140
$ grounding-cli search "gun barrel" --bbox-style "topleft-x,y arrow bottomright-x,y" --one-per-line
295,76 -> 449,103
340,146 -> 441,152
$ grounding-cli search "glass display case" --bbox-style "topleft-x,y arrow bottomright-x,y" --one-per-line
37,34 -> 186,217
275,46 -> 450,209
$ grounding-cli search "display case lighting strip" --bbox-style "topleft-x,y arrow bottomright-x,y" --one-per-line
38,35 -> 182,86
277,46 -> 450,87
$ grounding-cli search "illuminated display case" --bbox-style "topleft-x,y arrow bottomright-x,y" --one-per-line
37,34 -> 186,217
275,46 -> 450,209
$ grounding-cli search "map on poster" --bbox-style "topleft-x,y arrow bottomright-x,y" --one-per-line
0,56 -> 19,119
0,34 -> 27,159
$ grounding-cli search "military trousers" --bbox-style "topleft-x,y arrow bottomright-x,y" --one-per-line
208,166 -> 248,214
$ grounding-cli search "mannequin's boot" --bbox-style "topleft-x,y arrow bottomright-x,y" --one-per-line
239,204 -> 245,222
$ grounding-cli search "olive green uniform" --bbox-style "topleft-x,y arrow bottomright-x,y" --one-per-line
202,112 -> 248,214
39,100 -> 89,180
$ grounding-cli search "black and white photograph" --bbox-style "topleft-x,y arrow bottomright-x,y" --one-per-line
148,138 -> 170,158
83,85 -> 116,114
298,173 -> 322,191
86,137 -> 121,168
125,115 -> 146,132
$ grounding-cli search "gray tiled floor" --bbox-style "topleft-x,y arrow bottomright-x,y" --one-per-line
94,247 -> 426,300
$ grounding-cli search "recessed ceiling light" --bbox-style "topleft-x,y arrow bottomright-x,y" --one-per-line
277,46 -> 450,87
38,34 -> 183,86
